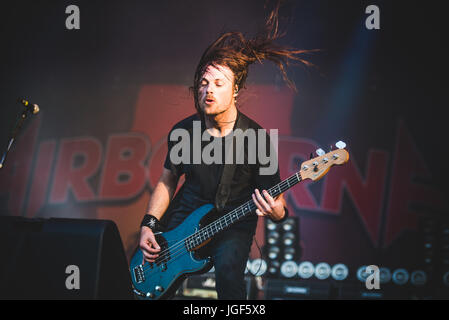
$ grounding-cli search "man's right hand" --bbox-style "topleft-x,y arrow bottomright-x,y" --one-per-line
139,226 -> 161,263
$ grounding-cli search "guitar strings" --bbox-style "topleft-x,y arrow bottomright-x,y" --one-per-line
139,151 -> 340,273
140,198 -> 258,274
136,150 -> 346,287
139,174 -> 300,274
140,187 -> 301,281
139,174 -> 301,275
140,174 -> 300,274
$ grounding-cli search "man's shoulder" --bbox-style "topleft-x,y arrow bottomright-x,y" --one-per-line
170,113 -> 201,131
239,111 -> 264,130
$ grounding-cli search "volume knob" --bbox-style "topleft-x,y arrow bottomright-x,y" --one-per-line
155,286 -> 164,292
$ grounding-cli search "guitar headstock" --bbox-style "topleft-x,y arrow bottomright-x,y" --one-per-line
299,141 -> 349,181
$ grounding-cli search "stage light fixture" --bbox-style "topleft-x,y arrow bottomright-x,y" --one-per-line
283,247 -> 295,261
314,263 -> 331,280
280,261 -> 298,278
356,265 -> 369,283
443,271 -> 449,287
440,222 -> 449,291
250,259 -> 267,277
379,267 -> 392,284
267,230 -> 280,245
410,270 -> 427,286
266,219 -> 278,231
264,216 -> 301,278
392,269 -> 409,285
331,264 -> 348,281
298,261 -> 315,279
267,246 -> 280,260
282,218 -> 295,232
268,261 -> 281,277
282,232 -> 295,246
419,216 -> 437,275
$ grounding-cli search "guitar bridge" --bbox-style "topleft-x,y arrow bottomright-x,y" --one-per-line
133,264 -> 145,284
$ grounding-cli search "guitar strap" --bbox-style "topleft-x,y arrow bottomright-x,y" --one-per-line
214,112 -> 249,212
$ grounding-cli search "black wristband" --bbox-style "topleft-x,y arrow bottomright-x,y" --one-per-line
140,214 -> 161,231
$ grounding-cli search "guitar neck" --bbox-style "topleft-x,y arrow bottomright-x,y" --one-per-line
185,172 -> 302,249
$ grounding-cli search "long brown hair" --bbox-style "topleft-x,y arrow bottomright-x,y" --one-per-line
192,1 -> 315,114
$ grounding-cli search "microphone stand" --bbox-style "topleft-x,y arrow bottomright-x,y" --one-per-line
0,106 -> 35,169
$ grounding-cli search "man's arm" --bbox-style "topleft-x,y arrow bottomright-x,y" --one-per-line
146,168 -> 179,220
140,168 -> 179,263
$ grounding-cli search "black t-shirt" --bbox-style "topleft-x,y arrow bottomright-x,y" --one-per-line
161,111 -> 282,234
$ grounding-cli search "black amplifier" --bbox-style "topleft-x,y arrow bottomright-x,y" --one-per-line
264,279 -> 332,300
175,273 -> 256,300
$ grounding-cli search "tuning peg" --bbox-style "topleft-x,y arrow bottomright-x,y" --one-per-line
310,152 -> 313,159
335,141 -> 346,149
316,148 -> 325,156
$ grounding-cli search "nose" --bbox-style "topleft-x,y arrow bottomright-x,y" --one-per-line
206,84 -> 214,94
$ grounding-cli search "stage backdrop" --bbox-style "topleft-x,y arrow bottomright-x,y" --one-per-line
1,0 -> 447,284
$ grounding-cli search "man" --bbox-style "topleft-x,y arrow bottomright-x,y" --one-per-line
139,5 -> 311,299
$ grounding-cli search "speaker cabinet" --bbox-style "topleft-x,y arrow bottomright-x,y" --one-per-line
264,278 -> 331,300
0,216 -> 133,299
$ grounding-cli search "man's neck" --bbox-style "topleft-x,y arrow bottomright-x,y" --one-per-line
204,105 -> 238,137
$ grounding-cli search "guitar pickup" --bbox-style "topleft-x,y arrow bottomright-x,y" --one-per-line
133,265 -> 145,284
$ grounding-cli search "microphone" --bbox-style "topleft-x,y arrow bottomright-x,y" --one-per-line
17,98 -> 40,114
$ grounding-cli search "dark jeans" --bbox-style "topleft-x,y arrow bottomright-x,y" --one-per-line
166,212 -> 255,300
208,229 -> 254,300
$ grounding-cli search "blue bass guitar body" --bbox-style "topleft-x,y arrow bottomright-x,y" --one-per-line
129,204 -> 215,300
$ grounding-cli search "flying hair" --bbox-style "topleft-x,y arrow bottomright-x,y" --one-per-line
191,0 -> 316,114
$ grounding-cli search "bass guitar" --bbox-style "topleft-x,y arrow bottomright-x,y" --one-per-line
130,141 -> 349,299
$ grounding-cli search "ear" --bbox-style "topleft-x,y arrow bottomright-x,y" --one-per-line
234,85 -> 239,97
